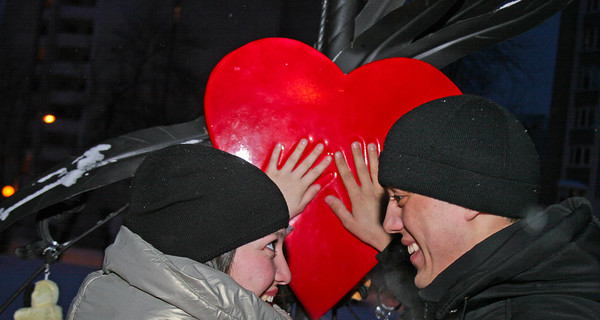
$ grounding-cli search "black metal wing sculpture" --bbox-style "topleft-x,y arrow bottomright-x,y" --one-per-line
0,117 -> 209,233
322,0 -> 575,73
0,117 -> 209,314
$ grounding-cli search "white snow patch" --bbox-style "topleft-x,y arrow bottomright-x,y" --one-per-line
0,144 -> 112,221
181,139 -> 201,145
498,0 -> 521,10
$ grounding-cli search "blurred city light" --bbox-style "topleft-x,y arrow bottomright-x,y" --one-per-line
43,114 -> 56,124
2,185 -> 15,197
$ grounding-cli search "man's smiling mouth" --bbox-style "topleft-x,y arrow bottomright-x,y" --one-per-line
407,242 -> 420,255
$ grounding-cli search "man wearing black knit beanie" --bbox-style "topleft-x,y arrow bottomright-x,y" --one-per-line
326,94 -> 600,319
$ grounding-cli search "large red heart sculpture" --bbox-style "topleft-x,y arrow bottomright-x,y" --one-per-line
204,38 -> 461,319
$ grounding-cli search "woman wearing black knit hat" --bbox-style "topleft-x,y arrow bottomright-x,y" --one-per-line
326,94 -> 600,319
67,142 -> 331,320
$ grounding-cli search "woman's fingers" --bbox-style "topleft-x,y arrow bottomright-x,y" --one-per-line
267,140 -> 332,219
294,143 -> 326,178
280,138 -> 308,172
301,152 -> 331,185
266,143 -> 283,174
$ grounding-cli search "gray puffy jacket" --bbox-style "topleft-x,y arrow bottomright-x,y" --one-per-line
67,226 -> 291,319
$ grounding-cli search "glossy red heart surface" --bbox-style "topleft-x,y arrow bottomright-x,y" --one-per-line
204,38 -> 461,319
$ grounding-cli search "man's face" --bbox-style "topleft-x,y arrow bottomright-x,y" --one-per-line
383,188 -> 472,288
229,228 -> 291,303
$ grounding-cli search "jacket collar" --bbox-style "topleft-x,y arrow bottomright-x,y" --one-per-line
103,226 -> 288,319
419,197 -> 596,319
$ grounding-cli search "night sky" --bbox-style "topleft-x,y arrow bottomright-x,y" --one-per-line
485,13 -> 561,116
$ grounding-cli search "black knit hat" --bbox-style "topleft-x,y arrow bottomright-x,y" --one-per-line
124,144 -> 289,263
379,94 -> 540,218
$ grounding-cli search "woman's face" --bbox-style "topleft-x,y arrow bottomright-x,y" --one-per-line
228,228 -> 291,303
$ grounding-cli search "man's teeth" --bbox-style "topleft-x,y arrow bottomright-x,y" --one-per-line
407,243 -> 420,255
261,295 -> 274,303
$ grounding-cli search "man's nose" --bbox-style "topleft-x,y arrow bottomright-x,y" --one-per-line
383,201 -> 404,233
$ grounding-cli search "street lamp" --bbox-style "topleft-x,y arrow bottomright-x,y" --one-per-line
43,114 -> 56,124
2,185 -> 15,197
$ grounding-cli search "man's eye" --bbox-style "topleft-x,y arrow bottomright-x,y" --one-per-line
390,195 -> 404,202
266,241 -> 276,251
390,195 -> 407,207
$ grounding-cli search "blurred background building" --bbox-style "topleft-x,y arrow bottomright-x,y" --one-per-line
543,0 -> 600,211
1,0 -> 95,188
0,0 -> 319,191
0,0 -> 320,250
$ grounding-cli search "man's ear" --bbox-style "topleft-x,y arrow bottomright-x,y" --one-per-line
464,209 -> 481,221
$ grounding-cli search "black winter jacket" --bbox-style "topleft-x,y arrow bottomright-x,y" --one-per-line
378,197 -> 600,320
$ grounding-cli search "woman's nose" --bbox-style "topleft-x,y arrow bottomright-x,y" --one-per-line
275,254 -> 292,285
